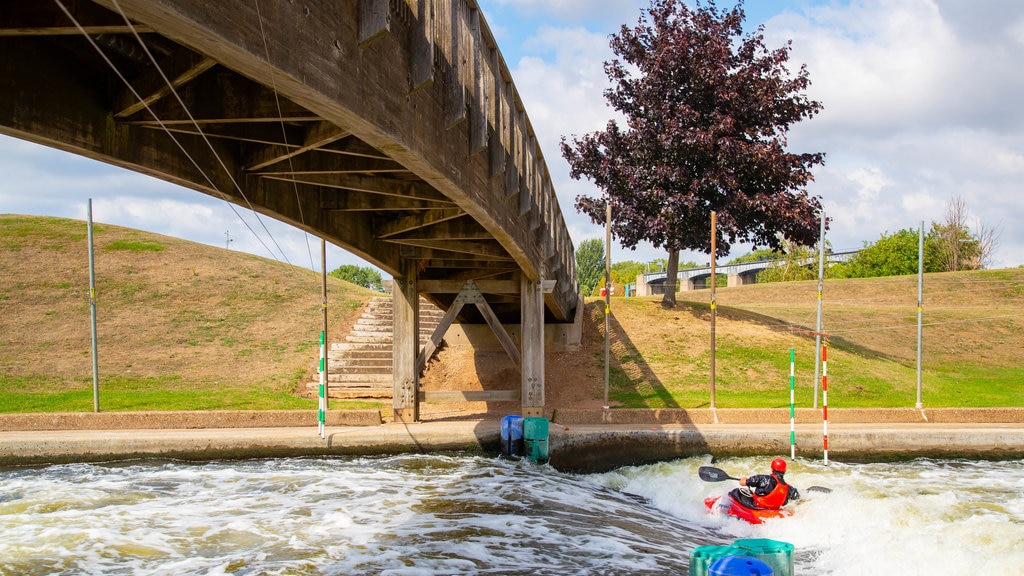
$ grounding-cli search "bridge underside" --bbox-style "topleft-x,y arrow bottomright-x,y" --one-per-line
0,0 -> 578,419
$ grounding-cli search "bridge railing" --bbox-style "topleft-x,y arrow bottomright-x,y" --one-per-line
641,250 -> 860,284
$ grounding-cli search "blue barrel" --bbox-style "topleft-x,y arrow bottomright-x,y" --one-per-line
500,415 -> 524,458
523,417 -> 549,463
708,556 -> 773,576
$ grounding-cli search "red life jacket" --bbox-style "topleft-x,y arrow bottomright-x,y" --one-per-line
752,473 -> 790,509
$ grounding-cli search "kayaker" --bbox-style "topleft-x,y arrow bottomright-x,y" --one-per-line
730,458 -> 800,510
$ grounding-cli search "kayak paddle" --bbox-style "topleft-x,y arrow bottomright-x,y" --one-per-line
698,465 -> 832,493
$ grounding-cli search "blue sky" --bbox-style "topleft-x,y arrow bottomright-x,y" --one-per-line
2,0 -> 1023,273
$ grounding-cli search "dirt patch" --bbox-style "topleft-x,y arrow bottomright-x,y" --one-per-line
418,301 -> 610,420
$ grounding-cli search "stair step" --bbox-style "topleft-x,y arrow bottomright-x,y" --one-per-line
327,373 -> 392,384
314,296 -> 446,398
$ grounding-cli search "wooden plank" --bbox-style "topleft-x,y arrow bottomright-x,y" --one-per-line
521,275 -> 545,413
444,0 -> 466,127
418,279 -> 519,293
419,390 -> 519,402
392,259 -> 419,421
410,0 -> 434,91
359,0 -> 390,45
475,299 -> 520,369
115,53 -> 216,118
488,48 -> 506,176
469,7 -> 487,154
417,300 -> 464,372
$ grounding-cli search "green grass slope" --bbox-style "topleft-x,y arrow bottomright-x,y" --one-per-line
596,268 -> 1024,408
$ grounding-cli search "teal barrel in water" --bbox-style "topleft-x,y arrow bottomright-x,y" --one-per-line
689,539 -> 792,576
689,545 -> 738,576
732,539 -> 793,576
523,417 -> 549,463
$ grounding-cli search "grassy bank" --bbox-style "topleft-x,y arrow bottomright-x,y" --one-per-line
2,215 -> 1022,412
0,215 -> 376,412
598,268 -> 1024,409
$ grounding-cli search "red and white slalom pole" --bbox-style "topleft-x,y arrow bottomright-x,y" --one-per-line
822,342 -> 829,465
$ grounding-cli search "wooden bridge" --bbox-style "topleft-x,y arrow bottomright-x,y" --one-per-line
0,0 -> 579,420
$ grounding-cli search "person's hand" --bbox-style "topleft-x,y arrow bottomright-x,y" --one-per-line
739,477 -> 747,486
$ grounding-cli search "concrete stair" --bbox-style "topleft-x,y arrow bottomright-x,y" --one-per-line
308,296 -> 445,399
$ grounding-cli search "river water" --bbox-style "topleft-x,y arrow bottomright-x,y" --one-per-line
1,454 -> 1021,575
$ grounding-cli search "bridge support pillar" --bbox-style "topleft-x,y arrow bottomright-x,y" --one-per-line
392,259 -> 419,423
521,277 -> 545,417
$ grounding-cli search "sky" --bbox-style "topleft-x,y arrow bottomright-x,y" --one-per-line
2,0 -> 1023,274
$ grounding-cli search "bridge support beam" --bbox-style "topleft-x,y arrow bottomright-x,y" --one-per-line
521,277 -> 545,416
392,259 -> 419,423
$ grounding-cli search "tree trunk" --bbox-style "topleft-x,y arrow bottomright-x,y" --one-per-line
661,248 -> 679,308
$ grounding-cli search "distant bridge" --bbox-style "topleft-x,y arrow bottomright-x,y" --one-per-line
0,0 -> 578,420
635,251 -> 859,295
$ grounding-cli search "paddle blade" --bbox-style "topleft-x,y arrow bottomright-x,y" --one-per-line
807,485 -> 832,494
698,466 -> 738,482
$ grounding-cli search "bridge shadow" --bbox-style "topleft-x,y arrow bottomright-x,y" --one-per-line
418,298 -> 680,422
586,300 -> 681,410
687,299 -> 903,364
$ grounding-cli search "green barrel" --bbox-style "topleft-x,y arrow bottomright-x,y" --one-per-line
732,539 -> 794,576
689,545 -> 739,576
523,417 -> 549,463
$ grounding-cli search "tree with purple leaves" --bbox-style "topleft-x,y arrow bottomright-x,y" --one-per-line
561,0 -> 826,307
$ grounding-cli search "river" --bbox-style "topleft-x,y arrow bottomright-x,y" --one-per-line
1,454 -> 1021,575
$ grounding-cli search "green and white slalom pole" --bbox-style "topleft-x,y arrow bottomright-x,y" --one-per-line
790,348 -> 796,459
318,330 -> 326,439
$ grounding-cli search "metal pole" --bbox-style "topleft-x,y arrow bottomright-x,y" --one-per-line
87,199 -> 100,412
813,212 -> 825,408
916,221 -> 924,409
710,211 -> 717,410
603,202 -> 611,409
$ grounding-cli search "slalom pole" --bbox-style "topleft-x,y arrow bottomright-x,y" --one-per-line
789,348 -> 796,459
87,199 -> 100,412
822,342 -> 829,465
318,330 -> 326,438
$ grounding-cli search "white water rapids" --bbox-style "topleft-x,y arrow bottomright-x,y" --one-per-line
1,455 -> 1021,575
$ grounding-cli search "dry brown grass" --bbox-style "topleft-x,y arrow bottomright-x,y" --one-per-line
0,215 -> 371,396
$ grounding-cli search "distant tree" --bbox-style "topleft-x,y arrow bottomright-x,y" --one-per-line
728,248 -> 781,265
561,0 -> 825,308
929,196 -> 1000,272
831,229 -> 933,279
611,260 -> 646,285
576,238 -> 605,297
329,264 -> 383,291
756,241 -> 818,283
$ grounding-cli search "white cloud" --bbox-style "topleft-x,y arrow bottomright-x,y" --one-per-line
762,0 -> 1024,268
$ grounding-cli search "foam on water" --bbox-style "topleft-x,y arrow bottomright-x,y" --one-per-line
587,455 -> 1024,575
1,455 -> 1021,575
